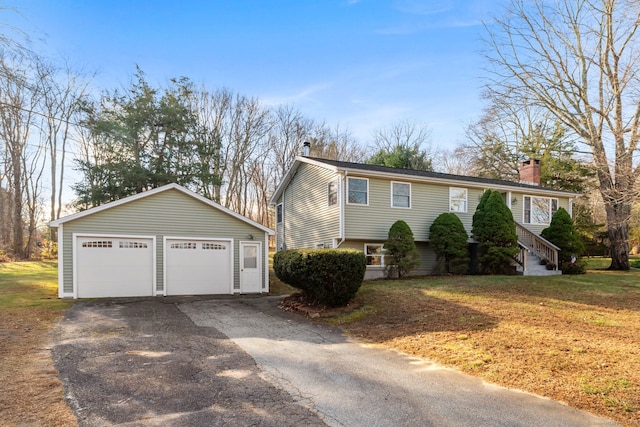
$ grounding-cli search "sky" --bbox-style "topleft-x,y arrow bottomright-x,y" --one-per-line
5,0 -> 495,151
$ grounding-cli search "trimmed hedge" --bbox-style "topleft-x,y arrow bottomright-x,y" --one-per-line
273,248 -> 366,307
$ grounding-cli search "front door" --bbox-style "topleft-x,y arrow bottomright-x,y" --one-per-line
240,242 -> 261,293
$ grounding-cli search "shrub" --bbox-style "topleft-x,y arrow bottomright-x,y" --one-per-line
384,220 -> 420,278
429,213 -> 470,274
541,207 -> 586,274
273,248 -> 366,307
472,190 -> 519,274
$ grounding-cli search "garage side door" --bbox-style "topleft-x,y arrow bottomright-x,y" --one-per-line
165,239 -> 232,295
76,236 -> 154,298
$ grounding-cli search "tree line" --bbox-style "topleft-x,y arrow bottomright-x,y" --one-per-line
2,0 -> 639,272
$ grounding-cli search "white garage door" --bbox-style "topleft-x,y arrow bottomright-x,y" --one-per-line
165,238 -> 232,295
76,236 -> 154,298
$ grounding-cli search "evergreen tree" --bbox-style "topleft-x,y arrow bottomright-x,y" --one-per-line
429,213 -> 470,274
472,190 -> 519,274
541,207 -> 585,274
384,220 -> 420,278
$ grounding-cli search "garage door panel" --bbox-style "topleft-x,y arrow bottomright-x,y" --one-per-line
76,237 -> 154,298
165,239 -> 231,295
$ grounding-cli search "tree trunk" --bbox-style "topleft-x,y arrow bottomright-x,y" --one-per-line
605,203 -> 630,270
12,155 -> 23,259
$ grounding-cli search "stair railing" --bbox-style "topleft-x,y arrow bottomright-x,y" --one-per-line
514,222 -> 559,270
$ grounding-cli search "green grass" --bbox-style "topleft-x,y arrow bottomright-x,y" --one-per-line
0,261 -> 71,313
583,255 -> 640,270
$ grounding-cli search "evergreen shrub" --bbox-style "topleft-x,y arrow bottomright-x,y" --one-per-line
541,207 -> 586,274
384,220 -> 420,278
273,248 -> 366,306
429,213 -> 470,274
472,190 -> 519,274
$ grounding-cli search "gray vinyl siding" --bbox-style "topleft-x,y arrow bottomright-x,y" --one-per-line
343,177 -> 573,241
61,189 -> 266,294
280,162 -> 340,249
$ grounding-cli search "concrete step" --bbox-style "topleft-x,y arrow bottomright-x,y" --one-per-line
517,251 -> 562,276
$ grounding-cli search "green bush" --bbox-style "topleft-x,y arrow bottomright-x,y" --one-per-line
429,213 -> 470,274
384,220 -> 420,278
472,190 -> 519,274
541,207 -> 586,274
273,248 -> 366,307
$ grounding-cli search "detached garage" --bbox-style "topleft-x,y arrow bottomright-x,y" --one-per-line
50,183 -> 274,299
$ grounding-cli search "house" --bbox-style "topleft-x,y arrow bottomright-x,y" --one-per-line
50,183 -> 274,298
269,152 -> 580,278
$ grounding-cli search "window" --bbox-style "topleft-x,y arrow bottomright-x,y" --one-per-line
170,242 -> 197,249
524,196 -> 558,225
365,243 -> 385,267
328,180 -> 338,206
82,240 -> 112,248
119,241 -> 147,249
450,187 -> 467,213
276,203 -> 283,224
348,177 -> 368,205
202,243 -> 226,250
391,182 -> 411,208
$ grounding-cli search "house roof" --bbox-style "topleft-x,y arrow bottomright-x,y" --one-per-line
50,183 -> 275,235
269,156 -> 581,205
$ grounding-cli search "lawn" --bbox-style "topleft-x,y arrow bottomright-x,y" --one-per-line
3,259 -> 639,426
319,259 -> 640,426
0,262 -> 77,426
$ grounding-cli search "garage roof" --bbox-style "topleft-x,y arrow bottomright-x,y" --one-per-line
50,183 -> 274,235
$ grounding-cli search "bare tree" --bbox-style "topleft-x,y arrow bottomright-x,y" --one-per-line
0,51 -> 42,258
484,0 -> 640,269
308,122 -> 366,162
36,59 -> 91,230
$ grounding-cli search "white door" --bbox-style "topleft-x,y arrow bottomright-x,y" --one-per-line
165,239 -> 232,295
240,242 -> 261,293
76,236 -> 154,298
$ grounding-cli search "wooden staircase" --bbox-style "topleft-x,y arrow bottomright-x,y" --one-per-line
514,222 -> 562,276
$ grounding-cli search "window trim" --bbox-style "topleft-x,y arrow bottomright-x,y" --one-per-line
276,203 -> 283,224
390,181 -> 411,209
449,187 -> 468,213
328,180 -> 339,207
347,177 -> 369,206
364,243 -> 385,268
523,195 -> 559,225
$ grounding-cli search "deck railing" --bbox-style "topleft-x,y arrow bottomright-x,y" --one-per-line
514,222 -> 559,270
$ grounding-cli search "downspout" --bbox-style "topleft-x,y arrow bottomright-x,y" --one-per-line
335,171 -> 347,248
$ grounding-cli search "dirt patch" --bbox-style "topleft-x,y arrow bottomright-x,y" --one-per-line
290,277 -> 640,427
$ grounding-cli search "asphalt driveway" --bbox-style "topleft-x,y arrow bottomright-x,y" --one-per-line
53,296 -> 619,427
52,298 -> 325,426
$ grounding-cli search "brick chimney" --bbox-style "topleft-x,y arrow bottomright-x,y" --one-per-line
519,159 -> 541,186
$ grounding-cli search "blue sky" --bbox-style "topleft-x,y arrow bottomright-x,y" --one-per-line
7,0 -> 493,150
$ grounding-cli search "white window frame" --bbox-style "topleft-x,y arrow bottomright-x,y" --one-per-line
276,203 -> 283,224
449,187 -> 468,213
328,180 -> 339,207
391,181 -> 411,209
364,243 -> 385,267
347,177 -> 369,206
523,195 -> 559,225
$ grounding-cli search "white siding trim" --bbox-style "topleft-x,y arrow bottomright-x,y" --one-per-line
72,233 -> 157,299
163,236 -> 234,296
57,224 -> 68,298
263,232 -> 269,292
